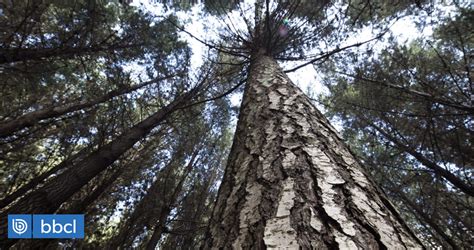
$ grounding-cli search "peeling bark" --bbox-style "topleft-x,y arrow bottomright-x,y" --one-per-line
204,54 -> 423,249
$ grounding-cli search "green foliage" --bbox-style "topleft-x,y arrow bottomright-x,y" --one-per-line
319,7 -> 473,248
0,0 -> 177,227
345,0 -> 428,27
1,0 -> 471,248
0,0 -> 235,248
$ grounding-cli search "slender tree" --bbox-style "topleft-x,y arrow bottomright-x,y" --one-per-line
108,147 -> 197,249
0,86 -> 197,248
0,75 -> 176,138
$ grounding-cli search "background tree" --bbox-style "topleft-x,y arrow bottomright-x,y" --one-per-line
319,6 -> 473,249
0,0 -> 471,249
0,0 -> 235,248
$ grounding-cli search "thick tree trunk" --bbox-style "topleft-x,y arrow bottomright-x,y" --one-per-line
0,91 -> 195,248
204,54 -> 423,249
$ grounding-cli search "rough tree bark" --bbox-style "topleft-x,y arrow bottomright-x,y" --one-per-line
204,54 -> 423,249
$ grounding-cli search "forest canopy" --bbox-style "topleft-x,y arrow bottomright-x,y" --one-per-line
0,0 -> 471,249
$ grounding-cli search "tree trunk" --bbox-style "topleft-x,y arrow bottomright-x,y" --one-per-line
144,162 -> 192,250
0,44 -> 142,65
0,91 -> 195,248
161,153 -> 221,249
204,54 -> 423,249
391,188 -> 458,249
0,147 -> 90,209
18,167 -> 125,250
0,75 -> 172,138
364,118 -> 474,197
64,167 -> 123,215
108,149 -> 197,249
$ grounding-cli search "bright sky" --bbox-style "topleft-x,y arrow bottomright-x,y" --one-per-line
129,0 -> 454,130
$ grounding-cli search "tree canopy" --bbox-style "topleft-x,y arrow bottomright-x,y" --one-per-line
0,0 -> 471,249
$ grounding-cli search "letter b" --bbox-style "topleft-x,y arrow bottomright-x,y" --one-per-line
53,220 -> 63,233
41,219 -> 51,233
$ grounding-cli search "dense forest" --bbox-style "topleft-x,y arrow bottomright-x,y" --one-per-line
0,0 -> 472,249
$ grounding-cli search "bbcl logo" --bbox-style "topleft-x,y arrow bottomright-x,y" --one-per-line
12,218 -> 28,235
8,214 -> 84,239
40,219 -> 78,234
8,215 -> 31,238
